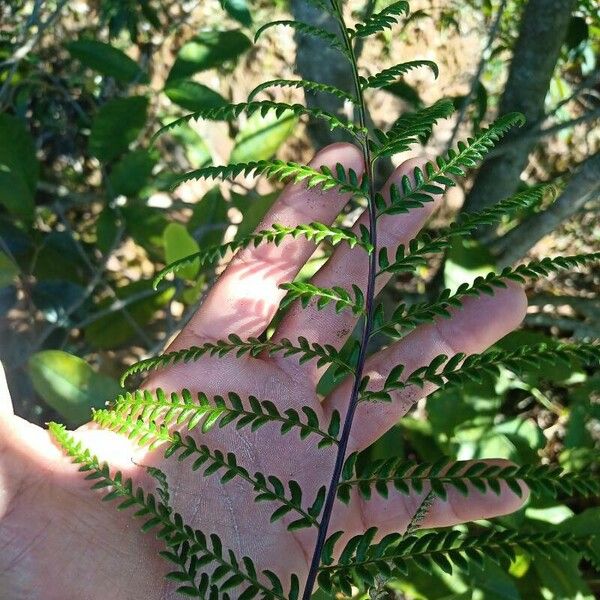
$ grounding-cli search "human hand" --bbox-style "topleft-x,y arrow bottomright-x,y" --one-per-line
0,143 -> 528,599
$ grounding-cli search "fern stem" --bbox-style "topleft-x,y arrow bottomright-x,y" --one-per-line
303,2 -> 379,597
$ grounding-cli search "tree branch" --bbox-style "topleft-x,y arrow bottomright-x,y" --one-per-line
446,0 -> 508,150
493,151 -> 600,266
462,0 -> 577,214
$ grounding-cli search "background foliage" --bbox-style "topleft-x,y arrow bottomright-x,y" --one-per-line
0,0 -> 598,597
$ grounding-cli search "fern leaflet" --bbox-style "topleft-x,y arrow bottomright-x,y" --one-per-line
338,455 -> 600,503
255,20 -> 349,59
377,185 -> 551,275
153,221 -> 372,288
361,342 -> 600,402
376,112 -> 526,216
121,336 -> 355,386
155,101 -> 364,142
318,528 -> 582,595
92,412 -> 322,530
170,160 -> 367,196
348,1 -> 409,38
373,253 -> 600,340
371,99 -> 455,157
99,388 -> 341,448
361,60 -> 439,90
279,282 -> 366,315
248,79 -> 357,104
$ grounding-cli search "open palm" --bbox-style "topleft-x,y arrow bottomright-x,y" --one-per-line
0,144 -> 528,600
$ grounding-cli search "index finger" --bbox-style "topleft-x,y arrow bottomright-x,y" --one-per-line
170,143 -> 364,350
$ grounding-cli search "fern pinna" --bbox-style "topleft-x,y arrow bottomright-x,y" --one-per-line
50,1 -> 599,599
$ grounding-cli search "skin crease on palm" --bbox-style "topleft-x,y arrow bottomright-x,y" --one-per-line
0,143 -> 531,600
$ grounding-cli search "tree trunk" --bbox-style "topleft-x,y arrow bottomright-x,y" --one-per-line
290,0 -> 355,148
289,0 -> 393,183
463,0 -> 576,214
493,151 -> 600,267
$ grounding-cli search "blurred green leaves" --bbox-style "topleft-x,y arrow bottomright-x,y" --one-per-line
84,281 -> 174,349
220,0 -> 253,27
90,96 -> 149,162
28,350 -> 121,426
66,39 -> 149,84
0,114 -> 39,219
163,223 -> 200,280
167,30 -> 251,82
444,236 -> 495,293
0,252 -> 18,289
165,81 -> 228,113
230,109 -> 298,163
108,149 -> 157,197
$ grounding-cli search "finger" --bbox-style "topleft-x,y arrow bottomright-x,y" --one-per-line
273,158 -> 441,382
172,143 -> 365,349
0,360 -> 13,416
354,459 -> 529,535
326,283 -> 528,453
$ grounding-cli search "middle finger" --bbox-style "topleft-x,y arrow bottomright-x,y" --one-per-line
272,158 -> 443,383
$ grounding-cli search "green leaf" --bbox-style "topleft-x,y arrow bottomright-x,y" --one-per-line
229,109 -> 298,163
167,30 -> 251,82
566,16 -> 589,50
381,80 -> 423,107
560,508 -> 600,571
189,188 -> 229,248
165,123 -> 212,170
0,252 -> 19,289
108,150 -> 157,197
66,39 -> 149,84
163,223 -> 201,280
28,351 -> 122,426
0,114 -> 39,219
444,237 -> 496,294
90,96 -> 149,162
120,204 -> 169,258
84,281 -> 174,349
164,80 -> 228,113
220,0 -> 253,26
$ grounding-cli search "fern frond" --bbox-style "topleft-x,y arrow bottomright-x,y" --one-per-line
318,528 -> 581,595
169,160 -> 367,196
361,60 -> 439,90
121,336 -> 355,386
361,342 -> 600,402
279,282 -> 366,315
371,99 -> 455,158
255,20 -> 349,58
348,1 -> 409,38
49,424 -> 299,600
338,455 -> 600,503
377,185 -> 550,275
376,112 -> 525,216
153,221 -> 372,288
99,388 -> 340,448
153,102 -> 363,144
248,79 -> 357,104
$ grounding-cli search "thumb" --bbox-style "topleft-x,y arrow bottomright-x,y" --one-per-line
0,360 -> 14,416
